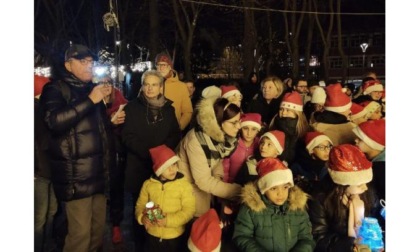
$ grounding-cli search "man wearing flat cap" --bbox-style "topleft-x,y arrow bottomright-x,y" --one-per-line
39,44 -> 114,252
155,52 -> 193,131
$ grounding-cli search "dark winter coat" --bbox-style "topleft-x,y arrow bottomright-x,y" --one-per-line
269,116 -> 299,165
233,183 -> 315,252
121,94 -> 181,194
35,98 -> 52,179
40,74 -> 114,201
245,94 -> 283,128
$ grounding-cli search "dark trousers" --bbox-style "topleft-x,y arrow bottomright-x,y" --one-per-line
145,233 -> 182,252
109,152 -> 126,226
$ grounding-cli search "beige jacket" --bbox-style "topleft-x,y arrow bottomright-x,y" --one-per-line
311,121 -> 357,146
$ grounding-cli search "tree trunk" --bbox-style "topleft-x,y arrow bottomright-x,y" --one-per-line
149,0 -> 159,63
336,0 -> 348,83
242,0 -> 257,82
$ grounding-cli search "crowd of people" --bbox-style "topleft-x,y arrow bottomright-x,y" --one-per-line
35,44 -> 386,252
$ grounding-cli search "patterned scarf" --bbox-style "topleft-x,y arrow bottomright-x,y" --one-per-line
140,92 -> 166,125
194,125 -> 238,168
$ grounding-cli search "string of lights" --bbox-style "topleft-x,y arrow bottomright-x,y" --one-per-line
180,0 -> 385,16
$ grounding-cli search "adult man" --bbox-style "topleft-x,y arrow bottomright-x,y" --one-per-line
155,52 -> 193,130
293,78 -> 311,104
40,44 -> 115,252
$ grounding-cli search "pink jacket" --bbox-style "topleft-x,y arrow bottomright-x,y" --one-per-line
223,137 -> 260,183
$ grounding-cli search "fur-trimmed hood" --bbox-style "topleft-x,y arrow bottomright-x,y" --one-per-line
195,96 -> 225,142
240,182 -> 309,212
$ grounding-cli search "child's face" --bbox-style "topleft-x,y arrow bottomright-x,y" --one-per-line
279,108 -> 297,118
159,163 -> 178,181
241,126 -> 259,143
369,107 -> 382,120
346,183 -> 368,195
259,137 -> 280,158
311,140 -> 332,161
369,91 -> 383,101
265,184 -> 290,206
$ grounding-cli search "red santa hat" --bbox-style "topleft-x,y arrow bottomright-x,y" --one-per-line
304,131 -> 333,154
352,119 -> 385,151
362,80 -> 384,95
220,85 -> 241,99
149,145 -> 180,177
280,91 -> 303,111
260,130 -> 285,155
188,208 -> 222,252
155,52 -> 173,68
350,103 -> 367,121
240,113 -> 262,130
257,157 -> 293,194
34,75 -> 50,96
328,144 -> 372,186
359,101 -> 381,119
324,83 -> 352,113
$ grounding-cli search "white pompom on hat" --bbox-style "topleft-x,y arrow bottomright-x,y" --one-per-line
188,209 -> 222,252
257,157 -> 294,194
260,130 -> 285,155
280,91 -> 303,111
328,144 -> 372,186
240,113 -> 262,130
324,83 -> 352,113
311,87 -> 327,104
304,131 -> 333,154
149,145 -> 180,177
352,119 -> 385,151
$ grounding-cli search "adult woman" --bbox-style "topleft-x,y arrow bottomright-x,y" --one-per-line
121,70 -> 181,251
245,75 -> 286,128
307,144 -> 379,252
177,97 -> 243,217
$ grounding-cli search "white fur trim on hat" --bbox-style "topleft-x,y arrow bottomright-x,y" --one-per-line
324,102 -> 352,113
188,237 -> 221,252
262,132 -> 283,154
240,121 -> 261,130
222,89 -> 241,99
257,169 -> 293,194
352,127 -> 385,151
280,101 -> 303,111
363,84 -> 384,95
328,167 -> 372,186
306,135 -> 333,154
154,156 -> 180,177
311,87 -> 326,104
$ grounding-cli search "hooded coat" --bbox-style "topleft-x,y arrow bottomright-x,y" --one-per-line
177,97 -> 242,217
233,183 -> 315,252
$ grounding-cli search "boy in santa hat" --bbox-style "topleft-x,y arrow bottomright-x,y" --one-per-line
312,83 -> 357,145
135,144 -> 195,252
233,158 -> 315,251
220,84 -> 243,108
188,208 -> 223,252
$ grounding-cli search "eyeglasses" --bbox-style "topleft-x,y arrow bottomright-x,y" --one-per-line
156,63 -> 169,68
69,58 -> 94,65
314,145 -> 333,151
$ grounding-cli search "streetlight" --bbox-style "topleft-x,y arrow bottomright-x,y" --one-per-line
360,43 -> 369,73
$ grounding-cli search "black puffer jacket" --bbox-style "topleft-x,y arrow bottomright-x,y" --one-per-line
40,74 -> 114,201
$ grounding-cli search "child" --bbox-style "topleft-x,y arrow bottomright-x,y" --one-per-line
291,131 -> 334,185
135,144 -> 195,252
350,103 -> 368,125
223,113 -> 262,183
235,130 -> 285,186
359,100 -> 383,120
221,85 -> 243,108
233,157 -> 315,251
188,208 -> 223,252
307,144 -> 378,251
269,91 -> 310,164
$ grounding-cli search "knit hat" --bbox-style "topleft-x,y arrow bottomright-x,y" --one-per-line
311,87 -> 327,104
304,131 -> 333,154
149,145 -> 180,177
328,144 -> 372,186
65,44 -> 97,61
280,91 -> 303,111
240,113 -> 262,130
257,158 -> 294,194
188,209 -> 222,252
359,101 -> 381,118
350,103 -> 367,121
324,83 -> 352,113
155,52 -> 173,68
34,75 -> 50,96
362,80 -> 384,95
260,130 -> 285,155
352,119 -> 385,151
220,85 -> 241,99
202,85 -> 221,99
